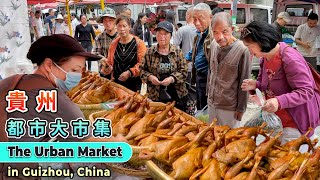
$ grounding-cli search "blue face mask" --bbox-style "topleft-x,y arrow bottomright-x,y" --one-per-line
51,62 -> 82,92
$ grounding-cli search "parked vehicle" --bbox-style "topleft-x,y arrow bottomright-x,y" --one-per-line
273,0 -> 320,67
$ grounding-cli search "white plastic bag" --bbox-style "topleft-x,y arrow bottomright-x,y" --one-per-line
195,105 -> 209,123
244,89 -> 283,131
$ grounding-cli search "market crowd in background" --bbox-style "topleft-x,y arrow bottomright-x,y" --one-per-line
24,2 -> 320,141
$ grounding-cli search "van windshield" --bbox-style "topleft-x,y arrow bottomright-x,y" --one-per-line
250,8 -> 269,22
223,8 -> 246,24
286,4 -> 313,17
178,9 -> 187,22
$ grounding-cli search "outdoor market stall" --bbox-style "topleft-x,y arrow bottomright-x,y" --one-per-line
66,72 -> 320,180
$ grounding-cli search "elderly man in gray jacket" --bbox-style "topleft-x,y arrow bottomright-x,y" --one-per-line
207,12 -> 251,127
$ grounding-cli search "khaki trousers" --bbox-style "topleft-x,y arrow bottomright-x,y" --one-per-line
208,103 -> 241,128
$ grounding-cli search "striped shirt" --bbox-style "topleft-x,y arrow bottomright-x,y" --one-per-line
93,31 -> 118,57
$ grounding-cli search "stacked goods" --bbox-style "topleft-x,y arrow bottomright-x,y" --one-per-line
95,93 -> 205,145
89,94 -> 205,160
66,72 -> 132,104
145,126 -> 320,180
91,94 -> 320,180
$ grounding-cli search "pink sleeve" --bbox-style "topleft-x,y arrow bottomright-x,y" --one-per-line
276,49 -> 315,109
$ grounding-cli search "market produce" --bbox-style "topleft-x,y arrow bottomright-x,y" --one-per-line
66,72 -> 129,104
92,93 -> 320,180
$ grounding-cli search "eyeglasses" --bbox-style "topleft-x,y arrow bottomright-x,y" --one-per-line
240,28 -> 251,39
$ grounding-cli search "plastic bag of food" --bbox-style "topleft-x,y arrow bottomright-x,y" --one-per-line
195,105 -> 209,123
244,89 -> 283,131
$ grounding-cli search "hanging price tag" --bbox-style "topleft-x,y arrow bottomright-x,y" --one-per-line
140,83 -> 147,96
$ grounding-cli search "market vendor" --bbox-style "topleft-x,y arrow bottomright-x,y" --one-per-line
101,15 -> 147,92
241,21 -> 320,142
0,34 -> 127,141
0,34 -> 127,179
140,21 -> 189,112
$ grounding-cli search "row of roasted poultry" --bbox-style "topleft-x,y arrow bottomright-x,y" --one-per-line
97,93 -> 320,180
66,72 -> 130,104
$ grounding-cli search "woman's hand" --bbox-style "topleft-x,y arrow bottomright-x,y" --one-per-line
118,71 -> 131,82
100,59 -> 113,75
161,77 -> 174,87
262,98 -> 279,113
241,79 -> 257,91
148,75 -> 161,85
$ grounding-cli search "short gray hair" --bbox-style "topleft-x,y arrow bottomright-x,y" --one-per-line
211,12 -> 232,27
194,3 -> 211,15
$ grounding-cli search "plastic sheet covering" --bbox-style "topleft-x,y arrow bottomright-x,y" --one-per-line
0,0 -> 33,78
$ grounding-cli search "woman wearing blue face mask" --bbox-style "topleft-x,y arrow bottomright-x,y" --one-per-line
0,35 -> 127,179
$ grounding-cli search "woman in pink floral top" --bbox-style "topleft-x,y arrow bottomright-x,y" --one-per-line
241,21 -> 320,143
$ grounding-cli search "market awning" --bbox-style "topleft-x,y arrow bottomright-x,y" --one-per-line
71,0 -> 189,5
27,0 -> 66,5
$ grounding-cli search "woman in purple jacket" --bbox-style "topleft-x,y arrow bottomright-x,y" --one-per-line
241,21 -> 320,142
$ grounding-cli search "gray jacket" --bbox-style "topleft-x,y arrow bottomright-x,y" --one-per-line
207,40 -> 251,113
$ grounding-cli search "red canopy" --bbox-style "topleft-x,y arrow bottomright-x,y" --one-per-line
72,0 -> 188,5
27,0 -> 65,5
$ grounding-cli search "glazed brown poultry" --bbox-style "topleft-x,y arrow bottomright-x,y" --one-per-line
122,97 -> 148,128
231,172 -> 250,180
137,133 -> 159,146
282,128 -> 313,152
224,151 -> 254,180
303,147 -> 320,179
202,141 -> 217,167
112,105 -> 139,136
72,79 -> 101,103
148,102 -> 175,127
170,146 -> 206,179
169,121 -> 216,163
268,151 -> 300,171
268,156 -> 297,180
214,125 -> 231,148
214,138 -> 256,165
248,132 -> 282,180
190,158 -> 224,180
225,123 -> 267,146
125,113 -> 157,140
105,95 -> 136,126
157,114 -> 180,129
167,122 -> 186,136
67,74 -> 96,98
139,136 -> 189,164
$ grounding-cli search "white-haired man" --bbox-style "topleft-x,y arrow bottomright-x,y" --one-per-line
174,7 -> 197,83
185,3 -> 213,110
208,12 -> 251,127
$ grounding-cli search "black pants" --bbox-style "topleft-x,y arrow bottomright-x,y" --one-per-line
114,77 -> 141,92
30,33 -> 34,43
80,41 -> 93,71
196,72 -> 208,110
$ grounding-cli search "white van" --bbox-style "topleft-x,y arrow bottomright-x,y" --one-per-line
175,3 -> 273,27
273,0 -> 319,34
273,0 -> 320,67
218,3 -> 273,27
